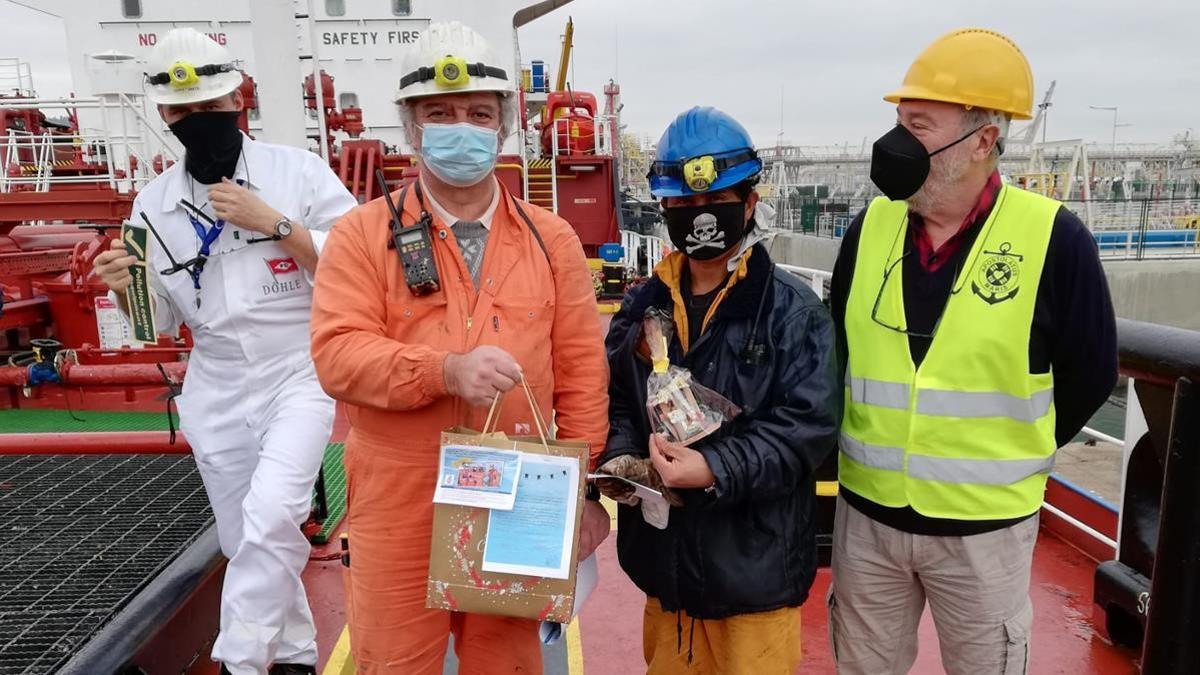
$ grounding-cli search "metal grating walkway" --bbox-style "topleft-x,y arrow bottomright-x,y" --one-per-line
0,409 -> 347,544
0,454 -> 213,675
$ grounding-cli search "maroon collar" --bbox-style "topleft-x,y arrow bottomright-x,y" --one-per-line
910,170 -> 1002,272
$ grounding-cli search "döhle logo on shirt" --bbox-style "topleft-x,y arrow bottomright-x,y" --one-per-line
262,257 -> 304,297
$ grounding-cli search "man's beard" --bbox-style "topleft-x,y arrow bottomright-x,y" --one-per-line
907,141 -> 972,215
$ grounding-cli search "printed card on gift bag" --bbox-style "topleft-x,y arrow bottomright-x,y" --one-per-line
426,378 -> 588,622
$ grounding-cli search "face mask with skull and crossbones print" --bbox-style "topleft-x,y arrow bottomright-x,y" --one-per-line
663,201 -> 748,261
685,213 -> 725,254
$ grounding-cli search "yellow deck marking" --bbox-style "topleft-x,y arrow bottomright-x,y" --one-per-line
567,617 -> 585,675
816,481 -> 839,497
322,626 -> 355,675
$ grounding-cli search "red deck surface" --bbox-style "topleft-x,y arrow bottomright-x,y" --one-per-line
305,513 -> 1140,674
307,391 -> 1142,674
570,528 -> 1140,674
307,303 -> 1140,673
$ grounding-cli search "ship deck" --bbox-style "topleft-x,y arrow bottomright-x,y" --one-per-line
305,414 -> 1141,675
0,392 -> 1142,674
305,530 -> 1141,674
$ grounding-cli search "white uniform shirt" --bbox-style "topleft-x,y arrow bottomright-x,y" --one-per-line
118,136 -> 356,364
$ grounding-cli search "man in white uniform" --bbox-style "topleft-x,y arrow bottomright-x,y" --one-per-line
93,28 -> 357,675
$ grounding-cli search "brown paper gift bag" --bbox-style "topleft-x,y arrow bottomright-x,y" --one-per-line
425,378 -> 588,623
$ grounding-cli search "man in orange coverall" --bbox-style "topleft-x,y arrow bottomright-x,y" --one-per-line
309,21 -> 611,674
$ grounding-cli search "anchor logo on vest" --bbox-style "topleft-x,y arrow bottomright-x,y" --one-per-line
972,242 -> 1023,305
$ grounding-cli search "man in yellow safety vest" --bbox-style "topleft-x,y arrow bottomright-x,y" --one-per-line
827,28 -> 1118,674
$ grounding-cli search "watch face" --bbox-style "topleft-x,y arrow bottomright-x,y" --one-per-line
276,220 -> 293,237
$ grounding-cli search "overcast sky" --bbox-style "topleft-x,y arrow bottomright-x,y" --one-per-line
5,0 -> 1198,149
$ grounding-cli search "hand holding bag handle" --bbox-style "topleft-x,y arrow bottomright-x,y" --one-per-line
480,374 -> 551,451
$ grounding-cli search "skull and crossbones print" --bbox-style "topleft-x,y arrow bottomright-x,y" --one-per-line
685,213 -> 726,254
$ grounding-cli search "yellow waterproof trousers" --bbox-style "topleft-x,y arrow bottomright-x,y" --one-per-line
643,597 -> 802,674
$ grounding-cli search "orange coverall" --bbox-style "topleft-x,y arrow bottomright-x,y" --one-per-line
310,182 -> 609,673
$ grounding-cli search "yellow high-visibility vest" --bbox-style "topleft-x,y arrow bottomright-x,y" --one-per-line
841,183 -> 1060,520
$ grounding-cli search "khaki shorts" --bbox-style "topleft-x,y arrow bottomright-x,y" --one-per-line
828,496 -> 1037,675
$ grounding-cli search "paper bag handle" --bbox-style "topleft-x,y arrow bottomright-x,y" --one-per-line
481,375 -> 551,450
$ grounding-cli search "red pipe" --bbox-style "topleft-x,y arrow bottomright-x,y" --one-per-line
350,146 -> 364,201
59,361 -> 187,384
364,146 -> 378,203
338,147 -> 351,185
0,431 -> 191,454
0,361 -> 187,387
75,346 -> 190,357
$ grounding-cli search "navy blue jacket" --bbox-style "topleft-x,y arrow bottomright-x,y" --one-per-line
599,244 -> 841,619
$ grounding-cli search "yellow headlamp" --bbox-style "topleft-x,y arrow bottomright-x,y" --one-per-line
683,155 -> 718,192
434,55 -> 470,89
167,60 -> 201,89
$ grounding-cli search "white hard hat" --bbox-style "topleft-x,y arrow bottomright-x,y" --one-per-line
394,21 -> 513,103
144,28 -> 242,106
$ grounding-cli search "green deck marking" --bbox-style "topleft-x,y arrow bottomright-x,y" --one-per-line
0,409 -> 347,543
0,409 -> 177,433
313,443 -> 346,544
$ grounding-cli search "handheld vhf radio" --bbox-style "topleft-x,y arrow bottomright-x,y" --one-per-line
377,168 -> 440,296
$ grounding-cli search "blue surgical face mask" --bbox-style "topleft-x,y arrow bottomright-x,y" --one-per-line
418,122 -> 500,187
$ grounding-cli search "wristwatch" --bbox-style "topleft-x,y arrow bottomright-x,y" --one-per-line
273,217 -> 294,239
585,482 -> 602,502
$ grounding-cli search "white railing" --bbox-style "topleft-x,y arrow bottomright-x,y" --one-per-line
549,113 -> 617,159
619,230 -> 667,278
0,57 -> 34,96
1067,197 -> 1200,231
1080,425 -> 1125,447
1090,229 -> 1200,260
778,263 -> 833,301
0,96 -> 177,195
0,128 -> 118,193
547,122 -> 560,214
595,114 -> 616,158
536,112 -> 620,215
520,126 -> 530,212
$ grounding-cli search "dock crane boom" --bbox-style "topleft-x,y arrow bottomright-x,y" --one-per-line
555,16 -> 574,92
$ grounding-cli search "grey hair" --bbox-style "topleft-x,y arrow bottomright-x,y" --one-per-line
962,107 -> 1010,161
398,92 -> 518,151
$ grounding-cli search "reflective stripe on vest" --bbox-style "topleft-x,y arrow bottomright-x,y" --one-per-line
845,377 -> 1053,422
916,388 -> 1054,422
846,375 -> 910,410
839,432 -> 905,472
906,452 -> 1056,485
839,184 -> 1062,520
840,433 -> 1057,485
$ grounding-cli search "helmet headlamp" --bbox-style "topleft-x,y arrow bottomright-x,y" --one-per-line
683,156 -> 717,192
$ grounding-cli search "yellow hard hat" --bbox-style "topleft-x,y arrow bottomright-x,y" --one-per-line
884,28 -> 1034,120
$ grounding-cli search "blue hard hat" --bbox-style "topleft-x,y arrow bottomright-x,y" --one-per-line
648,106 -> 762,199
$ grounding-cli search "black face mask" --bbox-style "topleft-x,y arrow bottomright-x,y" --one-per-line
168,110 -> 244,185
869,124 -> 985,201
663,202 -> 748,261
